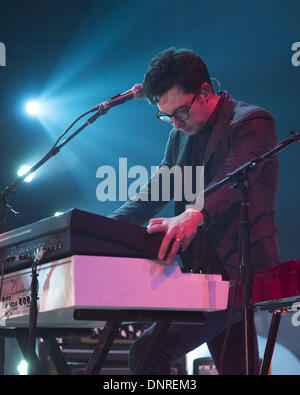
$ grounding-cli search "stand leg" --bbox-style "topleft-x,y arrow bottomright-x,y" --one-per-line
244,305 -> 255,374
42,337 -> 71,375
84,321 -> 121,375
259,311 -> 281,375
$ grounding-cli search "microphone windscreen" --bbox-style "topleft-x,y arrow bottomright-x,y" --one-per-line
132,83 -> 144,99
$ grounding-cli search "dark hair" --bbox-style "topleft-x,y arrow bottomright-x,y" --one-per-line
143,47 -> 212,104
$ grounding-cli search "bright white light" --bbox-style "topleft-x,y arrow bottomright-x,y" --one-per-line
17,165 -> 35,182
26,101 -> 41,115
17,360 -> 28,375
54,211 -> 64,217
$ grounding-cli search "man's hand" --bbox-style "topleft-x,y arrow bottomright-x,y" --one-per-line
147,208 -> 204,264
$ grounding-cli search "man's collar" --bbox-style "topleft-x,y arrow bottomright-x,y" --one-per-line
200,91 -> 227,134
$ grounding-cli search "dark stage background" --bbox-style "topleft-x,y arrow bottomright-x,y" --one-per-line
0,0 -> 299,374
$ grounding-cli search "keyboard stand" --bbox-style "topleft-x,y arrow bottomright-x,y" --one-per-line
0,309 -> 205,375
74,308 -> 205,375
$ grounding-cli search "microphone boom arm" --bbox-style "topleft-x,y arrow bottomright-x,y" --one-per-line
0,99 -> 115,232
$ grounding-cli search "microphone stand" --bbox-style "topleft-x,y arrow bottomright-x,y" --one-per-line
202,130 -> 300,375
0,106 -> 109,374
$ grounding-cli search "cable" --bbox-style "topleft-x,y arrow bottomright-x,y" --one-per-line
27,247 -> 46,373
211,77 -> 221,94
51,108 -> 94,149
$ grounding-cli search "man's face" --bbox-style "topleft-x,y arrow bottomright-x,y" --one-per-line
157,85 -> 210,135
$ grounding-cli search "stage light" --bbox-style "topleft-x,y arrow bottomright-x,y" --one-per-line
17,360 -> 28,375
25,101 -> 41,116
17,165 -> 35,182
54,211 -> 64,216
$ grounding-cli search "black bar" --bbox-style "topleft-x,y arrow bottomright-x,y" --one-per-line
259,311 -> 282,375
74,309 -> 205,324
0,327 -> 93,338
255,298 -> 298,311
84,321 -> 121,375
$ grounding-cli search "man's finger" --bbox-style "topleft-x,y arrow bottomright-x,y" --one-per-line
166,238 -> 183,264
158,232 -> 176,260
148,218 -> 164,226
147,224 -> 166,234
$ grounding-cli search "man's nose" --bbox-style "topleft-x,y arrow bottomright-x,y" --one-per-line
172,117 -> 183,129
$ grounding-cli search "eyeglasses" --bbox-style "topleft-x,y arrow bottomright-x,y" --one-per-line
156,88 -> 201,124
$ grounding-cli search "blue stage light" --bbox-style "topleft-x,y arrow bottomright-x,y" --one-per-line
17,165 -> 35,182
25,101 -> 41,116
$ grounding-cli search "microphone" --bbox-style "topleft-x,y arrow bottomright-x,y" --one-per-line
91,84 -> 144,112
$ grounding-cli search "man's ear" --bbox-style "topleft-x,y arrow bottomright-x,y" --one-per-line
200,82 -> 213,99
198,83 -> 213,104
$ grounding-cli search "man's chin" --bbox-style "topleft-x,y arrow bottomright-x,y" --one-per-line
181,128 -> 198,135
179,125 -> 191,134
181,123 -> 205,135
